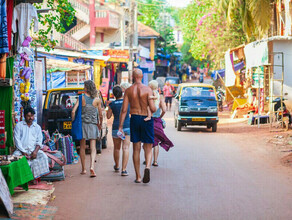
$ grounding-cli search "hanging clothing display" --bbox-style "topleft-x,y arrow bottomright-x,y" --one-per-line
225,50 -> 236,87
0,0 -> 9,53
0,57 -> 14,155
12,3 -> 38,50
0,54 -> 6,79
6,0 -> 13,51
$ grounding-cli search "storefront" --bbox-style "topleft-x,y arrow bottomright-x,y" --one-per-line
102,49 -> 130,98
37,48 -> 110,90
45,59 -> 91,88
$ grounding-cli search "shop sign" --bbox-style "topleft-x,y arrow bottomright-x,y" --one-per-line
140,59 -> 155,72
252,67 -> 264,88
121,71 -> 129,83
67,72 -> 86,86
139,45 -> 150,59
100,78 -> 109,98
103,50 -> 129,62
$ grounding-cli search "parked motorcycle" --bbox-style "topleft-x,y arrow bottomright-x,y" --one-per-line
273,97 -> 291,130
217,88 -> 225,112
199,73 -> 204,83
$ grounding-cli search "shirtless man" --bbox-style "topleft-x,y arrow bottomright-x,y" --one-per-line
119,68 -> 157,183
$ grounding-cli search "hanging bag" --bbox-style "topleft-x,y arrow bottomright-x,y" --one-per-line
72,95 -> 83,141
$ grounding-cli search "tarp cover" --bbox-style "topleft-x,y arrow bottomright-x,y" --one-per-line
46,59 -> 91,73
212,61 -> 245,80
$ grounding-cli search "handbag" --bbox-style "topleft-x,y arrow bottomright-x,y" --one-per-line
71,95 -> 83,141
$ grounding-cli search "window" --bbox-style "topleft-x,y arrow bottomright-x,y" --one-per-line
49,92 -> 60,109
49,91 -> 79,109
60,91 -> 79,109
181,87 -> 215,99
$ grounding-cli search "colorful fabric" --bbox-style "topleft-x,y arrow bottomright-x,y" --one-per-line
6,0 -> 13,51
12,203 -> 58,219
0,57 -> 13,155
0,157 -> 34,195
14,52 -> 37,123
153,117 -> 174,152
12,3 -> 38,50
58,135 -> 77,164
0,0 -> 9,53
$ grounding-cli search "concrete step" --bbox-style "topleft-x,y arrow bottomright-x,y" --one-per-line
71,24 -> 90,41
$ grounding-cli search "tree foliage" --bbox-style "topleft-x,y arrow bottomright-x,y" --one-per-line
179,0 -> 248,68
34,0 -> 75,51
215,0 -> 272,39
137,0 -> 178,54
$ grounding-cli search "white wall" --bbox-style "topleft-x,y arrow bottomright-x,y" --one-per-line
273,40 -> 292,86
273,40 -> 292,110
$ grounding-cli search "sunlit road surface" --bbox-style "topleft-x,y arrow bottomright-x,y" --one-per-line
50,111 -> 292,220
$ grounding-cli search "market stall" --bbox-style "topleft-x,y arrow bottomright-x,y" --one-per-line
0,156 -> 34,195
46,59 -> 91,88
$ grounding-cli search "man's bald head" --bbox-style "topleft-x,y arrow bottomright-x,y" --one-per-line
133,68 -> 143,81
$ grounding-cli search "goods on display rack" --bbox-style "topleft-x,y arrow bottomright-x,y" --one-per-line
14,51 -> 37,123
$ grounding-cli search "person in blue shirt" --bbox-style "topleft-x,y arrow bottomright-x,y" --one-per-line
107,85 -> 130,176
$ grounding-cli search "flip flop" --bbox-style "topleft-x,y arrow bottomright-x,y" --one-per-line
134,180 -> 141,183
90,169 -> 96,178
142,168 -> 150,183
152,162 -> 158,167
121,170 -> 128,176
80,170 -> 86,175
114,165 -> 120,172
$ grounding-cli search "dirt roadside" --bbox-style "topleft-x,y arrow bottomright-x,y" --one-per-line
218,111 -> 292,173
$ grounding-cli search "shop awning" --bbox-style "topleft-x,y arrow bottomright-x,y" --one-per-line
46,59 -> 91,73
211,61 -> 245,80
37,47 -> 110,61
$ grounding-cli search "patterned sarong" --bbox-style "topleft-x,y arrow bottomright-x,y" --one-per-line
153,117 -> 174,151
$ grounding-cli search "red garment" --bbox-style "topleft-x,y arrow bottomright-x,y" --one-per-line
110,63 -> 115,82
6,0 -> 13,51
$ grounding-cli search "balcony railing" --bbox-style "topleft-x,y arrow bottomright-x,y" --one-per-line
68,0 -> 90,24
60,34 -> 89,51
95,10 -> 120,29
65,22 -> 87,37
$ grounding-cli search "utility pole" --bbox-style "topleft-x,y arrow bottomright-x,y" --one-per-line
128,0 -> 136,82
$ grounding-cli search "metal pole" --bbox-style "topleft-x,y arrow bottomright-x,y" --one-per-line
128,0 -> 134,82
258,74 -> 260,128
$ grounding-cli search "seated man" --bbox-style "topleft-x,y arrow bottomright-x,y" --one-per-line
13,107 -> 50,180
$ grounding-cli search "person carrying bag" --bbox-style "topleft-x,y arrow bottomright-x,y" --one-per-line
72,95 -> 83,141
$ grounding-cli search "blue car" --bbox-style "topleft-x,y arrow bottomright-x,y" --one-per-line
174,83 -> 219,132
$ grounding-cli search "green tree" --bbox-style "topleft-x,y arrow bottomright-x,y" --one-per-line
34,0 -> 75,51
215,0 -> 272,38
179,0 -> 247,68
137,0 -> 165,29
138,0 -> 178,54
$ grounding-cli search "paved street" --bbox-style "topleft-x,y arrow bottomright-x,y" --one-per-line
50,112 -> 292,220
